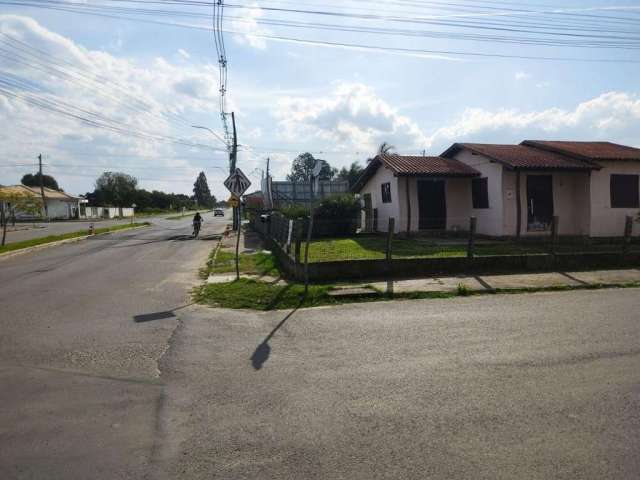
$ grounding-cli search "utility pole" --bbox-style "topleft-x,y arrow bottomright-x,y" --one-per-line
230,111 -> 239,230
38,154 -> 48,220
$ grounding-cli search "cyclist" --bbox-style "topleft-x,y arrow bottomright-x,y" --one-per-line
192,212 -> 203,237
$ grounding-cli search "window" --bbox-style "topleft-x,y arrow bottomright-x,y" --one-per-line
381,182 -> 392,203
472,177 -> 489,209
610,174 -> 639,208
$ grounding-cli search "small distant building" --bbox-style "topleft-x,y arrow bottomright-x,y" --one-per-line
0,185 -> 81,220
243,191 -> 264,210
264,179 -> 350,209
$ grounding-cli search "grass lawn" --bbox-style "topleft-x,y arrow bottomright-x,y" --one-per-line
306,236 -> 637,262
202,249 -> 280,278
0,222 -> 150,255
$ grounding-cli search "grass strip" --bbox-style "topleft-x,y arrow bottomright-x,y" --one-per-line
194,278 -> 640,311
0,222 -> 150,255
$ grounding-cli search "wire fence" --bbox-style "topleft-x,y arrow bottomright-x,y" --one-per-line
249,210 -> 640,275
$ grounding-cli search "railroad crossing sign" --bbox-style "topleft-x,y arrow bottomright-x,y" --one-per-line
224,168 -> 251,197
228,195 -> 239,208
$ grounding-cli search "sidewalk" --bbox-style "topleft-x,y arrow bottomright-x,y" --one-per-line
330,268 -> 640,297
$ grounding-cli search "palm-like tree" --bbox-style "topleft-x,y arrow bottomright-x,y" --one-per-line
367,141 -> 395,162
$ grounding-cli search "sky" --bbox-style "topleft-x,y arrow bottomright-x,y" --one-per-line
1,0 -> 639,199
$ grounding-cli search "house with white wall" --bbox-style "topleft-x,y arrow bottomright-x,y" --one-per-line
354,141 -> 640,238
0,185 -> 81,220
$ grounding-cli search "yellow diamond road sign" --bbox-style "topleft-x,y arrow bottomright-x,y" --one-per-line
229,196 -> 239,208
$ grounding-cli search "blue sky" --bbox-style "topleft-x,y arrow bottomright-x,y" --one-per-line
1,0 -> 639,198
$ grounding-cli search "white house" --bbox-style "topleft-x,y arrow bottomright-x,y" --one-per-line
354,141 -> 640,238
0,185 -> 81,220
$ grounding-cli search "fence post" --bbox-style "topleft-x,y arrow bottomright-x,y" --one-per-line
550,216 -> 559,255
286,219 -> 294,254
623,215 -> 633,256
385,218 -> 395,296
294,220 -> 303,264
467,216 -> 477,259
303,210 -> 315,293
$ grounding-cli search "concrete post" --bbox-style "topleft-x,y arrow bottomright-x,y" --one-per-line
551,216 -> 559,255
623,215 -> 633,256
467,216 -> 477,259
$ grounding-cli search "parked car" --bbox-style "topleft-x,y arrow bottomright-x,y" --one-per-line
214,209 -> 224,217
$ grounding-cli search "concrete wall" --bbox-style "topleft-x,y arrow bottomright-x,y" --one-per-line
590,161 -> 640,237
360,165 -> 401,233
503,171 -> 591,237
454,150 -> 504,236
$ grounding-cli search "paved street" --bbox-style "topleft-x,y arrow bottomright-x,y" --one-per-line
1,221 -> 640,478
3,218 -> 139,244
0,212 -> 227,479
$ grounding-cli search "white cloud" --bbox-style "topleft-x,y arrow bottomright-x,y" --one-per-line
0,15 -> 233,196
427,91 -> 640,150
230,3 -> 270,50
274,82 -> 429,156
177,48 -> 190,59
514,71 -> 531,81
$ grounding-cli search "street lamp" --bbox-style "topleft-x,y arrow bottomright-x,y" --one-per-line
191,125 -> 228,150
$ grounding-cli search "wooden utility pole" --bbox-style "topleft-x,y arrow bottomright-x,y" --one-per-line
38,154 -> 48,220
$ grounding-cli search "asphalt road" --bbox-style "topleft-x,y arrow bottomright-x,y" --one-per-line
155,289 -> 640,480
1,221 -> 639,479
3,218 -> 137,244
0,212 -> 227,479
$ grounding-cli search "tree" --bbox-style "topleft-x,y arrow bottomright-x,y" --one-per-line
0,191 -> 43,246
336,162 -> 364,188
286,153 -> 334,182
367,141 -> 395,163
193,171 -> 215,208
95,172 -> 138,207
21,172 -> 60,191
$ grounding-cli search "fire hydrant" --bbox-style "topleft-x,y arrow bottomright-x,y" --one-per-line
88,223 -> 94,235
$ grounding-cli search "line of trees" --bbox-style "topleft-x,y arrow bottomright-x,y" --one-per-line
287,152 -> 365,188
85,171 -> 217,211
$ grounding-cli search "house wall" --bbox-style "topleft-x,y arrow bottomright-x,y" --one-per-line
503,171 -> 591,237
359,165 -> 401,232
453,150 -> 504,235
46,200 -> 75,219
590,161 -> 640,237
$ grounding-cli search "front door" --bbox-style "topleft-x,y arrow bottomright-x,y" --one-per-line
418,180 -> 446,230
527,175 -> 553,231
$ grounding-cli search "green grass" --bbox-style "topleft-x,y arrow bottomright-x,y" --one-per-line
202,248 -> 280,278
0,222 -> 150,255
194,278 -> 640,310
306,236 -> 638,262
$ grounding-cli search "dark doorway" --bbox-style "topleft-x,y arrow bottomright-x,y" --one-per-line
527,175 -> 554,231
363,193 -> 373,232
418,180 -> 446,230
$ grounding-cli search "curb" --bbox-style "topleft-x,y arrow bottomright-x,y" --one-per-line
0,224 -> 150,261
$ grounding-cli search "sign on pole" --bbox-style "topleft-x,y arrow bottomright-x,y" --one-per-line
228,195 -> 239,208
224,168 -> 251,198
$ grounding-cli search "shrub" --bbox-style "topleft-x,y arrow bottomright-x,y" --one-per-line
314,194 -> 361,237
280,205 -> 310,219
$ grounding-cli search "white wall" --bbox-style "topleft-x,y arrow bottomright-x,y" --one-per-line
359,165 -> 401,233
454,150 -> 504,236
590,161 -> 640,237
503,171 -> 591,237
46,200 -> 75,219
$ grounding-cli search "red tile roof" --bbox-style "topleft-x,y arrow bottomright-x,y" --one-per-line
442,143 -> 598,170
379,154 -> 481,177
352,154 -> 480,192
522,140 -> 640,161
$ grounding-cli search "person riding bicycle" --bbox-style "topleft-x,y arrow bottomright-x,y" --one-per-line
192,212 -> 203,237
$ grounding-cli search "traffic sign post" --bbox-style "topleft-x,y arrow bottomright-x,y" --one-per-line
224,168 -> 251,231
229,196 -> 239,208
224,168 -> 251,198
